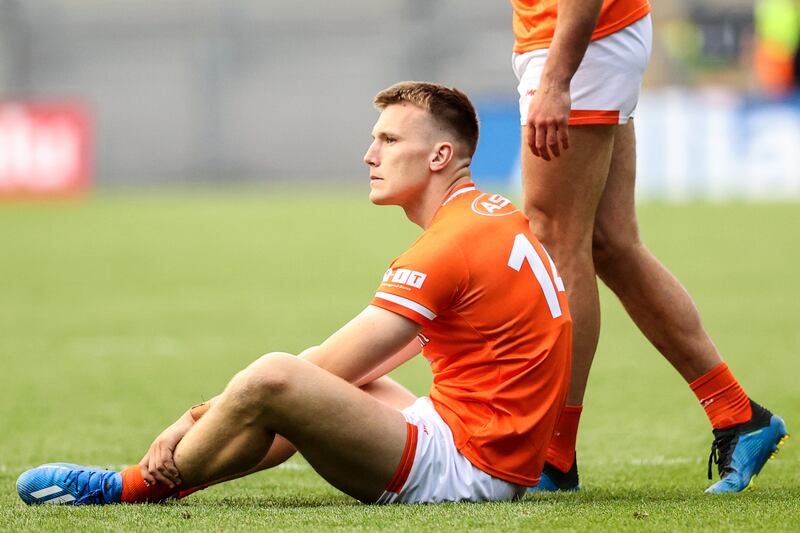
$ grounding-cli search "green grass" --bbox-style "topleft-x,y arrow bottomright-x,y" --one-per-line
0,188 -> 797,531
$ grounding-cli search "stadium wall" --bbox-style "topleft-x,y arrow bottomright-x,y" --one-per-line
0,0 -> 513,186
0,1 -> 798,200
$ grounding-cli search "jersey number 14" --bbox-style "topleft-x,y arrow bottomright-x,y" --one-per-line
507,233 -> 565,319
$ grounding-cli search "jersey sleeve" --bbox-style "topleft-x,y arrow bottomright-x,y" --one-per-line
370,236 -> 467,326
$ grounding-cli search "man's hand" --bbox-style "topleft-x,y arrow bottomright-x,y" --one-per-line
525,82 -> 571,161
138,413 -> 195,489
523,0 -> 603,161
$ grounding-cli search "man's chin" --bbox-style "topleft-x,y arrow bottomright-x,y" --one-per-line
369,192 -> 392,206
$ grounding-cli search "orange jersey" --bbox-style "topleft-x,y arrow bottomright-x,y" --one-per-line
511,0 -> 651,53
370,183 -> 572,486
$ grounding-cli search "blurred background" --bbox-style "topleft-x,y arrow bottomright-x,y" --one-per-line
1,3 -> 799,508
1,0 -> 798,200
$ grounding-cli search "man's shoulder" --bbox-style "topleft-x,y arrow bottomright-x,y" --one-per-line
435,190 -> 528,242
397,189 -> 529,267
460,191 -> 522,219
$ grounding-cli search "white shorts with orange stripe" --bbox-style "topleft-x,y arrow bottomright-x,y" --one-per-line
375,397 -> 526,504
513,14 -> 652,126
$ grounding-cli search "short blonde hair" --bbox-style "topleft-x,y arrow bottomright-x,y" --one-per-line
374,81 -> 479,158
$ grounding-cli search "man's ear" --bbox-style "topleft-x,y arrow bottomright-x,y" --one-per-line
430,142 -> 454,172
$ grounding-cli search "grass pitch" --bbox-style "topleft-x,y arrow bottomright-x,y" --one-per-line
0,188 -> 797,531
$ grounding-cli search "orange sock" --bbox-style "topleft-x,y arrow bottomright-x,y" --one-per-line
177,484 -> 210,500
545,404 -> 582,472
120,465 -> 178,503
690,362 -> 752,430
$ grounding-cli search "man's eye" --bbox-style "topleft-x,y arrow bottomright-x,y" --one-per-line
385,137 -> 397,143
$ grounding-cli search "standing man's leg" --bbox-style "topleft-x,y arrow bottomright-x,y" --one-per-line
521,124 -> 615,487
592,121 -> 788,493
524,119 -> 789,492
592,122 -> 723,380
517,9 -> 788,490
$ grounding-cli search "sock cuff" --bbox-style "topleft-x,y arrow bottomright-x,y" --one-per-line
690,362 -> 728,393
689,361 -> 752,429
121,465 -> 176,503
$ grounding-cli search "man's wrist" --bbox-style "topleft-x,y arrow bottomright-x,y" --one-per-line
539,70 -> 572,92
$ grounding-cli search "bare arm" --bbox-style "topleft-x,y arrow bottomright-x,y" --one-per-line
352,336 -> 421,387
300,305 -> 422,383
526,0 -> 602,160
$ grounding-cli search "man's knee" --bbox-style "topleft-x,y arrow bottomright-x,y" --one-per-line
592,222 -> 640,280
526,209 -> 558,249
228,352 -> 298,409
525,205 -> 578,258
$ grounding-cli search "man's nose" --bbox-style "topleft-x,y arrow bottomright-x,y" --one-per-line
363,144 -> 379,166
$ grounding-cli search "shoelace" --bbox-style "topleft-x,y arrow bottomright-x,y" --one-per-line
62,468 -> 109,505
74,489 -> 105,505
707,432 -> 736,480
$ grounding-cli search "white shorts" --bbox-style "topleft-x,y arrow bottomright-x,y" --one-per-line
375,397 -> 526,504
513,14 -> 652,126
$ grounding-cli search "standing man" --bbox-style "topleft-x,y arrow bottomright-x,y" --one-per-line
17,82 -> 572,506
511,0 -> 788,493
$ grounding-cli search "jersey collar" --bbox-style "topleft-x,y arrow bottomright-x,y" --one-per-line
442,182 -> 477,206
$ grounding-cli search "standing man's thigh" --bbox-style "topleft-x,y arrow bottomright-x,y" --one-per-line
592,120 -> 639,257
521,125 -> 614,248
521,126 -> 614,404
516,14 -> 652,250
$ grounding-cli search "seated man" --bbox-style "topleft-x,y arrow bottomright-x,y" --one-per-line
17,81 -> 572,506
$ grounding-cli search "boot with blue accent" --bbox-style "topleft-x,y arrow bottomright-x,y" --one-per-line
529,456 -> 580,492
706,400 -> 789,493
17,463 -> 123,505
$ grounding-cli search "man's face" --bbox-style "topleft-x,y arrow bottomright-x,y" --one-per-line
363,103 -> 437,207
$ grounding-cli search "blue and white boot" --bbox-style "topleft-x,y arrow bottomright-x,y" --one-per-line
17,463 -> 123,505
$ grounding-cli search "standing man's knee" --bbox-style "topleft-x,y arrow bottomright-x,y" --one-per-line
524,202 -> 560,249
592,221 -> 640,282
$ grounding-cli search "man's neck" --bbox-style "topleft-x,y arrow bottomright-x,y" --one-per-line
404,171 -> 472,229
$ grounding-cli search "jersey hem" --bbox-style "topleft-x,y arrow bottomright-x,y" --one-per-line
513,7 -> 651,53
459,445 -> 540,487
430,398 -> 541,487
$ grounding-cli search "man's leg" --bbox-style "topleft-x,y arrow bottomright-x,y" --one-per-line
521,124 -> 615,486
592,121 -> 788,492
176,375 -> 417,498
172,353 -> 410,502
233,375 -> 416,472
522,124 -> 615,403
17,368 -> 417,505
591,121 -> 722,380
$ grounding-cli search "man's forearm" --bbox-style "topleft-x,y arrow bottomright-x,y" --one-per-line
540,0 -> 603,89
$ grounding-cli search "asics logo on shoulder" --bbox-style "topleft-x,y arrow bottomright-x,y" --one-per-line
471,193 -> 519,217
382,268 -> 427,289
